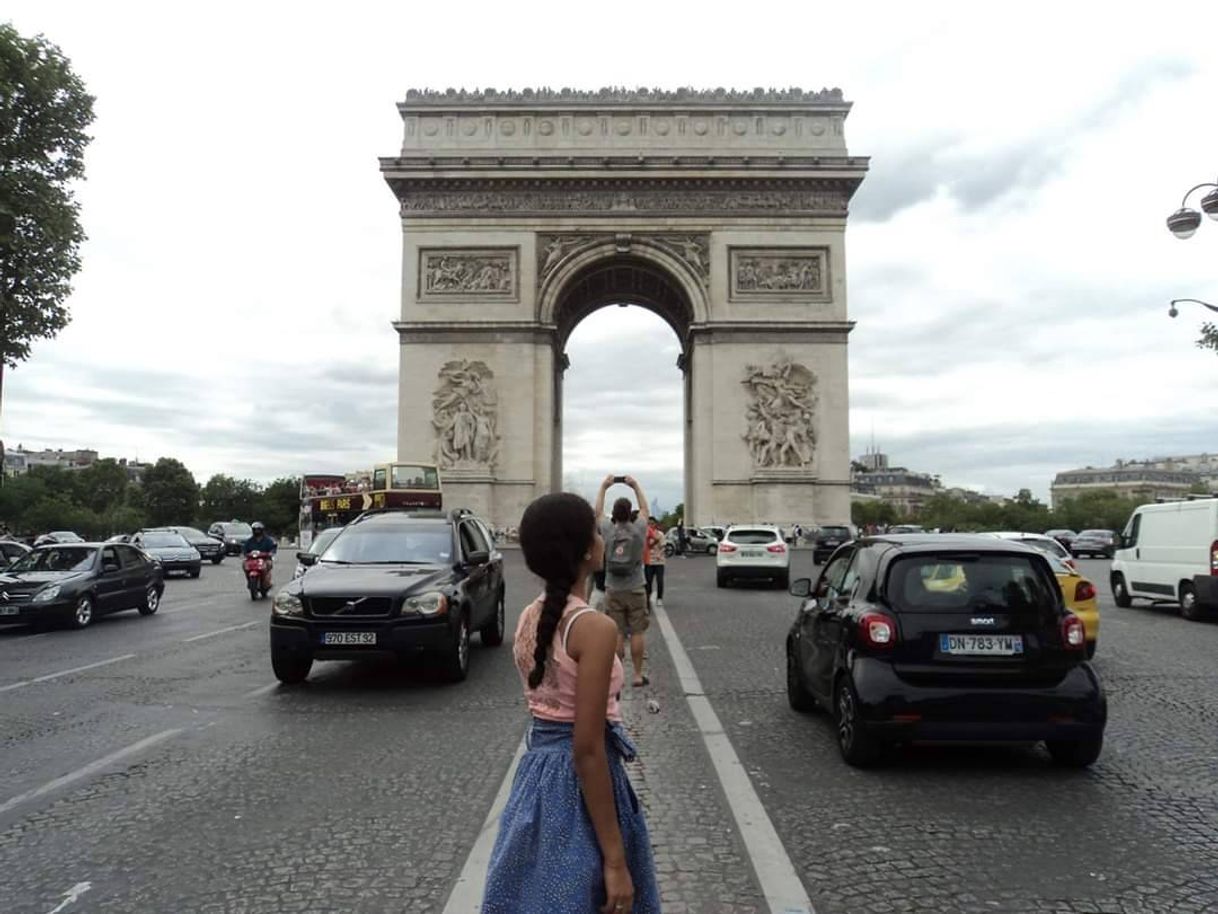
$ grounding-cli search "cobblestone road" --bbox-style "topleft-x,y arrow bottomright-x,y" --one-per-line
1,550 -> 1215,912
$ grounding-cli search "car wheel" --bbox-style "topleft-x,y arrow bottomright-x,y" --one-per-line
138,585 -> 161,616
716,570 -> 728,588
1179,582 -> 1204,621
481,589 -> 505,647
786,641 -> 817,713
189,567 -> 201,579
1111,573 -> 1132,608
776,571 -> 790,590
1046,733 -> 1103,768
835,676 -> 881,767
271,649 -> 312,685
211,556 -> 223,565
664,543 -> 674,558
444,612 -> 470,682
69,595 -> 94,630
706,543 -> 717,555
1085,641 -> 1096,660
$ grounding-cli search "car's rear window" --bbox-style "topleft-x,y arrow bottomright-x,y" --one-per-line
820,526 -> 850,537
1079,530 -> 1109,538
887,554 -> 1058,613
727,529 -> 779,545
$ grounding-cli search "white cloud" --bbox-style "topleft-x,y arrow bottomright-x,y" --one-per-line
3,0 -> 1217,504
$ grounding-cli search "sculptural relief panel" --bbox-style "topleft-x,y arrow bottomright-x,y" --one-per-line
432,360 -> 500,470
729,247 -> 830,302
742,359 -> 817,470
536,233 -> 710,287
418,248 -> 518,302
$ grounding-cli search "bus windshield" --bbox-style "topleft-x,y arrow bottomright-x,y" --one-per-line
391,464 -> 440,490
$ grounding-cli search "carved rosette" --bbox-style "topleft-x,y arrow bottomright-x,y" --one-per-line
742,360 -> 817,469
432,360 -> 500,470
730,248 -> 829,301
419,248 -> 518,301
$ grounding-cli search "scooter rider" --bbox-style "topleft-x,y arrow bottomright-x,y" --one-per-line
243,522 -> 277,579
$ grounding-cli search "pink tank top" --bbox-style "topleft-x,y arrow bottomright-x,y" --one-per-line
514,593 -> 623,723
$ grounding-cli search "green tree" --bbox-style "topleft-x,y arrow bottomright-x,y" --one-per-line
1197,322 -> 1218,355
255,476 -> 300,538
141,457 -> 199,526
74,458 -> 130,513
0,24 -> 95,422
199,473 -> 262,524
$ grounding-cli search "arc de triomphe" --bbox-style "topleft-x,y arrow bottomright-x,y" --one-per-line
380,87 -> 868,528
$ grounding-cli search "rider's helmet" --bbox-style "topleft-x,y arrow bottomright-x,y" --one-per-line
252,521 -> 265,533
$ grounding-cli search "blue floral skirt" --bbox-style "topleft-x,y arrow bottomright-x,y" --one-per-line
481,719 -> 661,913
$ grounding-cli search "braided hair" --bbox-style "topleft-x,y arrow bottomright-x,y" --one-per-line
518,492 -> 596,689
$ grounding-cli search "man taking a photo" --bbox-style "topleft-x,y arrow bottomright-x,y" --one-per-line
594,474 -> 651,687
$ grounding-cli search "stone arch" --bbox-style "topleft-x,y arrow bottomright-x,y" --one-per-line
382,87 -> 867,530
538,239 -> 710,347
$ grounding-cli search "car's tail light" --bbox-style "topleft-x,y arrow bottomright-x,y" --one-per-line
858,612 -> 897,650
766,543 -> 787,554
718,543 -> 737,554
1074,580 -> 1097,602
1210,539 -> 1218,575
1060,613 -> 1086,651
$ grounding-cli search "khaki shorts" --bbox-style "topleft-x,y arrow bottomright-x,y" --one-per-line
604,588 -> 649,635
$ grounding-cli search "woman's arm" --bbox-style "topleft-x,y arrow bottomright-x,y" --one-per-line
593,474 -> 613,521
568,611 -> 634,914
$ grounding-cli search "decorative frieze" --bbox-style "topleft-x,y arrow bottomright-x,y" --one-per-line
418,248 -> 518,301
536,233 -> 710,286
729,247 -> 830,302
403,86 -> 847,105
742,359 -> 818,469
432,360 -> 500,469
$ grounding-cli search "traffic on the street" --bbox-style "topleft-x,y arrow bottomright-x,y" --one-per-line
2,535 -> 1216,913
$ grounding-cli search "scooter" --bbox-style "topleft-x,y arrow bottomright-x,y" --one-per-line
243,550 -> 273,600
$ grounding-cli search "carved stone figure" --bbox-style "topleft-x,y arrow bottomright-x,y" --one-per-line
432,360 -> 500,468
741,360 -> 817,468
734,252 -> 825,294
422,251 -> 515,296
538,235 -> 598,279
652,235 -> 710,282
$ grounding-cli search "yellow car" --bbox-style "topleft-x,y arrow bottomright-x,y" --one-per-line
920,562 -> 967,593
1046,553 -> 1099,658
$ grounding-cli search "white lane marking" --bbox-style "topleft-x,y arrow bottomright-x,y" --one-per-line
441,734 -> 526,914
0,654 -> 137,694
46,881 -> 92,914
653,602 -> 816,914
242,681 -> 280,698
0,728 -> 183,817
182,620 -> 261,643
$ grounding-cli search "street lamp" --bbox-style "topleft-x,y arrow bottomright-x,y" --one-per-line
1168,298 -> 1218,318
1166,179 -> 1218,239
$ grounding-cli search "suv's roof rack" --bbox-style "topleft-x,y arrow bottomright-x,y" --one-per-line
350,507 -> 447,524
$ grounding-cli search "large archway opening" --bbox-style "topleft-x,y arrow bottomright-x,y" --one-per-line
550,255 -> 696,520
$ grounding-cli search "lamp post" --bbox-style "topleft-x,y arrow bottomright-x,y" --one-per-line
1168,298 -> 1218,318
1166,179 -> 1218,239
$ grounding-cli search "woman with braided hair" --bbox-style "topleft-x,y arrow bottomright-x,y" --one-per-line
481,492 -> 660,914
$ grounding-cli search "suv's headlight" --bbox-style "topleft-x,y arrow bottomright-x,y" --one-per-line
272,591 -> 303,616
403,591 -> 447,616
32,585 -> 61,603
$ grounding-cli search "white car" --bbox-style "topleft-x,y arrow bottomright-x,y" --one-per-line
985,532 -> 1077,570
716,525 -> 790,588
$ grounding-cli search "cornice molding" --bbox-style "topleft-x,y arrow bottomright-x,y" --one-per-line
401,86 -> 849,108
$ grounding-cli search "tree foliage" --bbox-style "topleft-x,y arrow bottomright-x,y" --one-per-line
141,458 -> 199,526
0,23 -> 95,368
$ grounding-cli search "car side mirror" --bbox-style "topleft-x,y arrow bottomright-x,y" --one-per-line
789,577 -> 812,598
466,550 -> 490,566
296,552 -> 318,566
102,562 -> 120,574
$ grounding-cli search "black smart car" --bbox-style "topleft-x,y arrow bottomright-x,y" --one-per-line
269,508 -> 505,685
786,534 -> 1106,768
0,543 -> 164,630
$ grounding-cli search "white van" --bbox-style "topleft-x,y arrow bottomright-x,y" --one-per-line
1110,499 -> 1218,621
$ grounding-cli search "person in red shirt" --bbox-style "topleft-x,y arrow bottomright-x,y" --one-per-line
644,516 -> 666,610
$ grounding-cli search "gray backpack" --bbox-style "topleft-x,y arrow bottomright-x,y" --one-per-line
605,522 -> 642,577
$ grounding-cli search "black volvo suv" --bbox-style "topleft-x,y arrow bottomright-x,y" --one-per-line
269,509 -> 505,684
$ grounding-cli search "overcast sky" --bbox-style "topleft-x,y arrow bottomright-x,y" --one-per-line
4,1 -> 1217,511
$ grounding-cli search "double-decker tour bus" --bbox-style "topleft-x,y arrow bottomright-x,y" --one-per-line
299,462 -> 442,549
